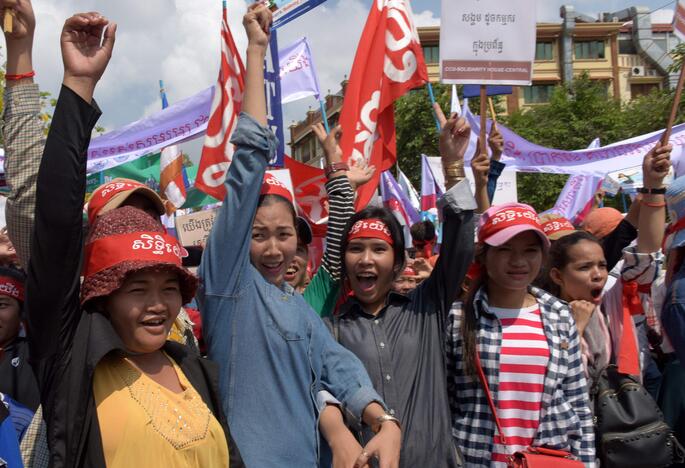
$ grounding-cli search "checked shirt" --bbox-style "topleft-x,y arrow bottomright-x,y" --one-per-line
446,286 -> 596,467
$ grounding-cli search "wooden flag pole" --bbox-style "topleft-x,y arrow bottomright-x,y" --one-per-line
662,64 -> 685,146
3,9 -> 13,33
488,97 -> 497,126
479,85 -> 487,150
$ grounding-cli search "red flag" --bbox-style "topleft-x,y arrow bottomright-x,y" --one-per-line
339,0 -> 428,209
284,155 -> 329,223
195,5 -> 245,201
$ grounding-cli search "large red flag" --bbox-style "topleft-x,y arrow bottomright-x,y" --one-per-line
339,0 -> 428,209
195,4 -> 245,201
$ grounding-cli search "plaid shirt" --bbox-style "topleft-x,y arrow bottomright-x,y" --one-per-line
1,83 -> 46,269
446,286 -> 596,467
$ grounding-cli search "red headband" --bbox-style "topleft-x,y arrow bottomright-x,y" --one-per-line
348,219 -> 394,245
84,232 -> 187,278
541,218 -> 575,237
261,173 -> 293,204
0,276 -> 24,302
478,206 -> 542,244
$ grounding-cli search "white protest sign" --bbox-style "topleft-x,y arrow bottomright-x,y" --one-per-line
175,209 -> 218,246
427,156 -> 518,204
439,0 -> 537,85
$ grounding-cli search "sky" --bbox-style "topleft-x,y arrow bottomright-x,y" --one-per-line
15,0 -> 679,157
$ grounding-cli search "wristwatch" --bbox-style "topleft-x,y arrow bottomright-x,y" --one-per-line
324,162 -> 349,179
637,187 -> 667,194
371,414 -> 401,434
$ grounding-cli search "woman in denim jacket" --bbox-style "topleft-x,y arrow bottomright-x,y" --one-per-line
197,4 -> 401,467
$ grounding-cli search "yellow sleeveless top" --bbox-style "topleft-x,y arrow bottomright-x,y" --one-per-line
93,353 -> 229,468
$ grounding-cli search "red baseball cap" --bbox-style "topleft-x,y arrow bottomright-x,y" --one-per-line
478,203 -> 550,249
88,178 -> 165,225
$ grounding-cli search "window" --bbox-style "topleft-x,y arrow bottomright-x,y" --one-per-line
535,42 -> 554,60
618,39 -> 636,55
522,84 -> 555,104
631,83 -> 659,99
422,45 -> 439,64
574,40 -> 605,59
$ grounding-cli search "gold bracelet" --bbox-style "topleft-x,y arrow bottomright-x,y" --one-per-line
444,166 -> 466,178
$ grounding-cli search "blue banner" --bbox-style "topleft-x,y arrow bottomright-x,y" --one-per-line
264,29 -> 286,166
462,85 -> 513,98
271,0 -> 328,29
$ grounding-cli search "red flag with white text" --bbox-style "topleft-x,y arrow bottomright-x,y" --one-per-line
195,5 -> 245,201
284,155 -> 329,223
338,0 -> 428,209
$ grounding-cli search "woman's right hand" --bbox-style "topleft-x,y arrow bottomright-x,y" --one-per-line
243,2 -> 271,50
569,300 -> 594,336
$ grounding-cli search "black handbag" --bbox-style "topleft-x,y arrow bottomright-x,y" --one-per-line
593,365 -> 684,467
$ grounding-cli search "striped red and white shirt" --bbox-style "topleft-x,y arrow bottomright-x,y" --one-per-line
489,304 -> 550,467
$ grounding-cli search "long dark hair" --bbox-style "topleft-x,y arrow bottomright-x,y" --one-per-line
539,230 -> 602,298
461,246 -> 487,378
340,207 -> 405,280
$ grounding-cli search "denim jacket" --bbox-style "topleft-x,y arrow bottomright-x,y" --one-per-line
198,113 -> 383,467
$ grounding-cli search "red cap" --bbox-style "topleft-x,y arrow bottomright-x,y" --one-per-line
541,216 -> 576,240
478,203 -> 550,249
88,178 -> 165,225
261,173 -> 293,204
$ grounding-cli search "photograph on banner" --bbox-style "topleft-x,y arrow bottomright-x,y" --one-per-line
601,164 -> 675,196
439,0 -> 537,85
426,156 -> 517,204
270,0 -> 328,29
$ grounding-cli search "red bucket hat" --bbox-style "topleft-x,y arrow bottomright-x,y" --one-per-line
478,203 -> 550,250
88,178 -> 166,225
81,206 -> 197,306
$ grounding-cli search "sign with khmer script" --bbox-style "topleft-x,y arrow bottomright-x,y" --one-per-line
439,0 -> 537,85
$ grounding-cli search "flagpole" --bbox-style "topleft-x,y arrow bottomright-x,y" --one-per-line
479,85 -> 487,151
426,82 -> 441,132
661,63 -> 685,146
319,99 -> 330,133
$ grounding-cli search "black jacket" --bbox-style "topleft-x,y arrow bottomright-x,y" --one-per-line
0,336 -> 40,411
26,85 -> 243,467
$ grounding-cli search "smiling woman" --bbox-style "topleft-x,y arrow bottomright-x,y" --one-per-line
447,202 -> 596,467
23,9 -> 243,468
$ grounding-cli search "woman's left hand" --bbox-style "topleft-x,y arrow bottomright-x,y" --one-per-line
354,422 -> 401,468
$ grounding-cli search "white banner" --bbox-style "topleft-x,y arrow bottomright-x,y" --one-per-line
439,0 -> 537,85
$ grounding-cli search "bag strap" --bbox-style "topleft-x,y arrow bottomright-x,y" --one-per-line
475,352 -> 507,445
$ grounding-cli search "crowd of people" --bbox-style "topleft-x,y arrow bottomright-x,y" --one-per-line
2,1 -> 685,467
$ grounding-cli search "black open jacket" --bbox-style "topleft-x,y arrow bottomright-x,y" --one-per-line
25,85 -> 243,467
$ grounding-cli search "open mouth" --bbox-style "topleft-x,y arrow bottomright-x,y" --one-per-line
284,264 -> 299,281
356,272 -> 378,292
140,317 -> 167,333
261,262 -> 284,276
590,287 -> 603,303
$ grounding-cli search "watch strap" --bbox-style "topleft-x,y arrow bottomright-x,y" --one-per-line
637,187 -> 667,194
324,162 -> 349,178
